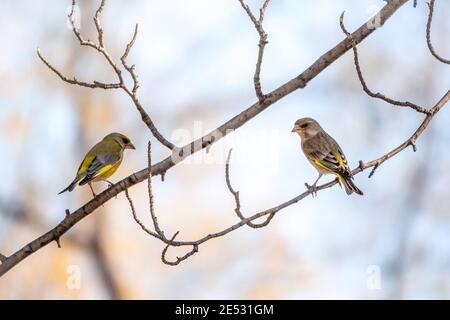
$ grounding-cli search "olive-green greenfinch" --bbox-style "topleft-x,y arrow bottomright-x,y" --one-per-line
58,132 -> 135,194
292,118 -> 363,196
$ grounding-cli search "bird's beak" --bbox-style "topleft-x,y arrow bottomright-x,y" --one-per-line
126,142 -> 136,150
291,124 -> 300,133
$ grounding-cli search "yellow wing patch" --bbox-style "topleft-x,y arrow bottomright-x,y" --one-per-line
77,154 -> 96,176
313,159 -> 344,187
313,160 -> 333,173
93,163 -> 120,181
331,150 -> 347,170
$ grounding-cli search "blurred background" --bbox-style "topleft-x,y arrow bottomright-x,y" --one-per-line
0,0 -> 449,299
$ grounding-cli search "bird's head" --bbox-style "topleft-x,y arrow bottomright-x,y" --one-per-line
105,132 -> 136,150
291,118 -> 322,139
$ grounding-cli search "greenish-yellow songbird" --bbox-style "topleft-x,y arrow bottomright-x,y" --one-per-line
292,118 -> 363,196
58,132 -> 135,194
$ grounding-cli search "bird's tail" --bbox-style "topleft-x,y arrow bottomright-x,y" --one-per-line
58,179 -> 79,195
338,173 -> 363,196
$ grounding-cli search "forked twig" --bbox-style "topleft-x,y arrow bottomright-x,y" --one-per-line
339,11 -> 450,178
239,0 -> 271,102
38,0 -> 175,150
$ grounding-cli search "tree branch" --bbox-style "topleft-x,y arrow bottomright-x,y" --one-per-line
38,0 -> 175,150
125,141 -> 166,242
125,188 -> 159,239
123,92 -> 450,267
125,141 -> 200,265
151,89 -> 449,259
37,49 -> 121,89
426,0 -> 450,64
239,0 -> 271,102
0,0 -> 411,277
340,11 -> 430,114
2,82 -> 448,275
340,10 -> 449,177
121,24 -> 140,94
93,0 -> 106,48
359,90 -> 450,177
225,149 -> 276,228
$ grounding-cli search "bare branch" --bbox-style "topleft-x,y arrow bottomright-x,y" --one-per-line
339,11 -> 430,115
225,149 -> 276,228
39,0 -> 175,150
340,10 -> 450,178
146,141 -> 165,238
0,253 -> 6,263
68,0 -> 97,48
239,0 -> 271,102
125,141 -> 166,242
426,0 -> 450,64
122,93 -> 450,266
121,24 -> 140,94
131,83 -> 448,265
125,188 -> 160,239
94,0 -> 106,48
260,0 -> 271,21
124,141 -> 199,266
359,89 -> 450,178
0,0 -> 412,276
2,84 -> 447,275
37,48 -> 121,89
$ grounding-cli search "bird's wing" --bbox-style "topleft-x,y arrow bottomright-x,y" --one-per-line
316,148 -> 348,174
304,133 -> 349,175
78,152 -> 121,185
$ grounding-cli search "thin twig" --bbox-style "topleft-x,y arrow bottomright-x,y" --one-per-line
125,188 -> 160,239
121,24 -> 140,94
340,11 -> 450,178
68,0 -> 97,48
94,0 -> 106,48
125,141 -> 166,240
225,149 -> 276,228
239,0 -> 271,102
426,0 -> 450,64
54,235 -> 62,248
359,89 -> 450,178
39,0 -> 174,150
37,49 -> 121,89
340,11 -> 430,115
147,141 -> 165,238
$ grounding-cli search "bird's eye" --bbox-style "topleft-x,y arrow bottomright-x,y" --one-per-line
122,138 -> 130,144
300,123 -> 309,128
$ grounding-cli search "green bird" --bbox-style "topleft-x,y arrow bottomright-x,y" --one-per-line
292,118 -> 363,196
58,132 -> 135,194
